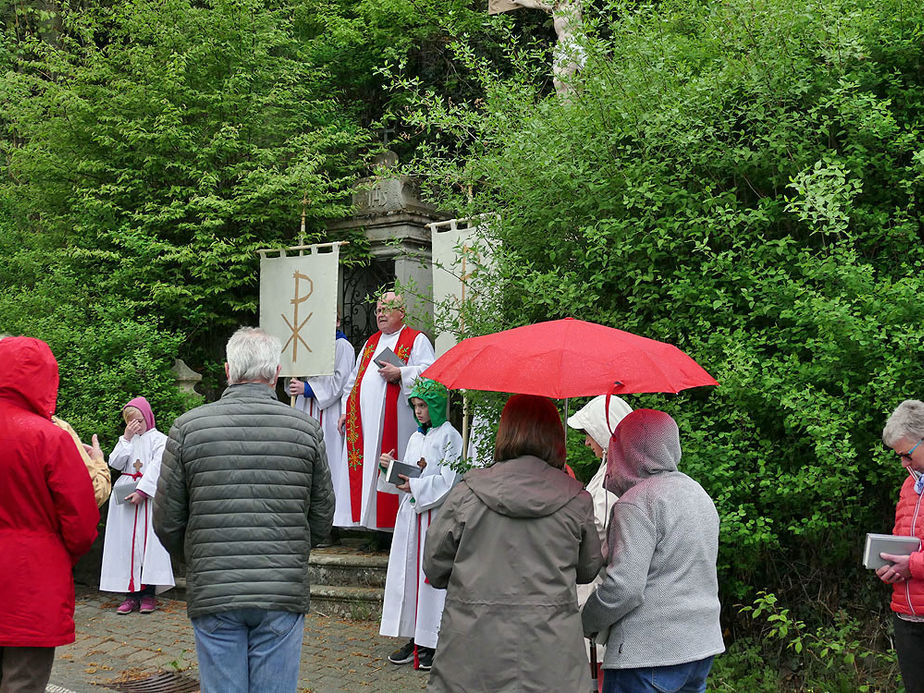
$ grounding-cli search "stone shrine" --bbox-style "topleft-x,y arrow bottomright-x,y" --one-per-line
328,151 -> 446,345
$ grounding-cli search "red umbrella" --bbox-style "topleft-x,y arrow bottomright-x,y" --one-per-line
421,318 -> 718,397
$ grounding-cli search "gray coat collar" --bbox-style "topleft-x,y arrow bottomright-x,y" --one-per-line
220,382 -> 277,400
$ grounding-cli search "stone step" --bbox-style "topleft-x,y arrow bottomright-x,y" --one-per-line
310,584 -> 384,621
167,545 -> 389,621
167,544 -> 388,588
309,547 -> 388,621
309,547 -> 389,588
168,577 -> 384,622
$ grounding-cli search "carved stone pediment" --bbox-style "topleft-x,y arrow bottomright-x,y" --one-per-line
352,176 -> 429,215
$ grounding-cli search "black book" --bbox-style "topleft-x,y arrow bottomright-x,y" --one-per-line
385,458 -> 423,486
373,347 -> 404,369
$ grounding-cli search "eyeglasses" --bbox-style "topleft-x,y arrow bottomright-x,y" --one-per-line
898,438 -> 924,461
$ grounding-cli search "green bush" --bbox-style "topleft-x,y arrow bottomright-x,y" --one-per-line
0,0 -> 370,370
0,0 -> 546,418
400,0 -> 924,613
0,0 -> 373,433
0,231 -> 195,445
722,592 -> 901,692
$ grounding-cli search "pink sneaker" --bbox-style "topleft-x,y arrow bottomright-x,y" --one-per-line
116,597 -> 139,615
139,595 -> 157,614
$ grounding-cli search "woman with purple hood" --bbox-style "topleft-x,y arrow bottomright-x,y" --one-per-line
100,397 -> 175,614
581,409 -> 724,693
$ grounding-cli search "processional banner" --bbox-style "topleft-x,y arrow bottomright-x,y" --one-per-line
259,244 -> 339,378
430,217 -> 494,358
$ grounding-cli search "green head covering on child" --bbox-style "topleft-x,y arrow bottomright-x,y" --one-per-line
408,378 -> 449,429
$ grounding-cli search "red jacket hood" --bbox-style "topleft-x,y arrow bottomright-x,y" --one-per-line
0,337 -> 59,418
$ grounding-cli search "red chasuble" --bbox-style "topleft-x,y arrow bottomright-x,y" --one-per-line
345,326 -> 421,527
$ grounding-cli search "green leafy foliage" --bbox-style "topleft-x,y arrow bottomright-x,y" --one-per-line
399,0 -> 924,619
2,0 -> 368,340
0,238 -> 196,449
0,0 -> 372,434
300,0 -> 550,132
0,0 -> 548,436
724,591 -> 901,692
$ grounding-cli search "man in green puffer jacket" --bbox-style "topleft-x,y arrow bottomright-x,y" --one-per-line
153,327 -> 334,693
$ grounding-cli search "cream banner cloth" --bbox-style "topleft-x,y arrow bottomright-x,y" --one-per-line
260,245 -> 339,377
489,0 -> 525,14
430,218 -> 494,358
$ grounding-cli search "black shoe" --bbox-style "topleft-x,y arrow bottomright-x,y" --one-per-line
360,539 -> 379,553
361,531 -> 392,553
375,531 -> 392,551
388,639 -> 416,665
417,646 -> 435,671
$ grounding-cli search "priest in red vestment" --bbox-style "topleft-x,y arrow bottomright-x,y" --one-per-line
338,292 -> 435,530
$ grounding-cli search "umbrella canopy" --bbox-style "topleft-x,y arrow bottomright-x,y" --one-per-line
421,318 -> 718,398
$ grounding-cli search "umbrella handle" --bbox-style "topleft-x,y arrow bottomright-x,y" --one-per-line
461,391 -> 470,464
589,636 -> 598,692
605,382 -> 623,436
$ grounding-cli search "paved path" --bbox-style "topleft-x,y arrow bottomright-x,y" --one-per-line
48,586 -> 428,693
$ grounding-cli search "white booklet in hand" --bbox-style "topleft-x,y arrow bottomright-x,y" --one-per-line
863,533 -> 921,569
385,458 -> 423,486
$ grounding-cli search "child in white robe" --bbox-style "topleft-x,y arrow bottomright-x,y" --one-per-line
377,378 -> 462,671
99,397 -> 175,614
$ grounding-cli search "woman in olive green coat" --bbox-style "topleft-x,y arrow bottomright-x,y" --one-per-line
423,394 -> 603,692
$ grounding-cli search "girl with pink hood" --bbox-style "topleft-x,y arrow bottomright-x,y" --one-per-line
99,397 -> 175,613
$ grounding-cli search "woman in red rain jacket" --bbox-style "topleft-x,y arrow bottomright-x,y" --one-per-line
0,336 -> 99,692
880,399 -> 924,693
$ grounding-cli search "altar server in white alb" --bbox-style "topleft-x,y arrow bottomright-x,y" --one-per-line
377,378 -> 462,671
338,292 -> 435,531
100,397 -> 175,614
288,315 -> 356,537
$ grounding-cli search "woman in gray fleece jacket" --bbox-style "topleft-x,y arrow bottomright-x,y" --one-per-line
581,408 -> 724,693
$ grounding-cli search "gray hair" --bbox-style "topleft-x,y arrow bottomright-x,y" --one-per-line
882,400 -> 924,446
377,291 -> 406,311
226,327 -> 281,384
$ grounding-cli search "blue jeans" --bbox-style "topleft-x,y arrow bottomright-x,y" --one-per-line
191,609 -> 305,693
602,656 -> 714,693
